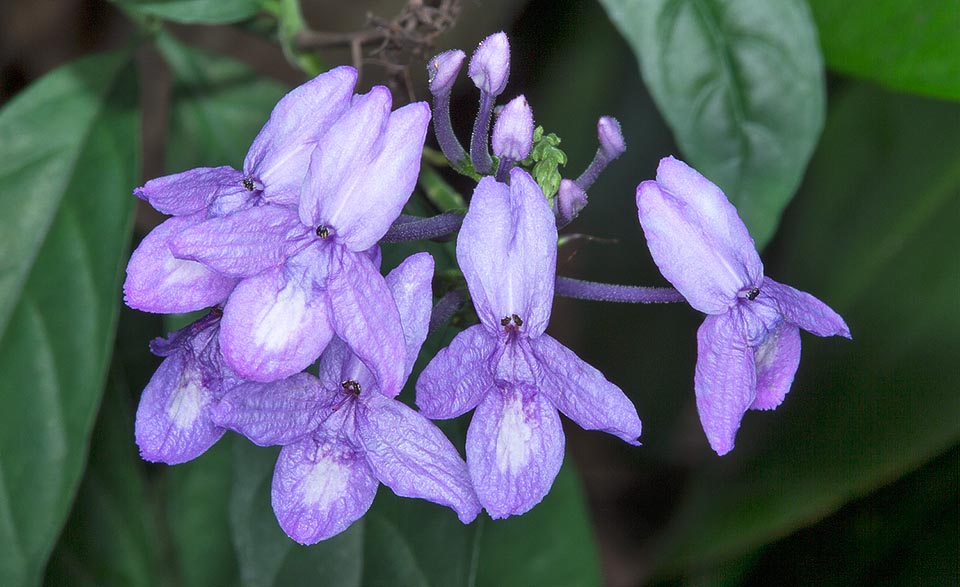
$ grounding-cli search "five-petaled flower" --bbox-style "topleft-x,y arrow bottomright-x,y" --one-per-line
416,168 -> 643,518
636,156 -> 851,455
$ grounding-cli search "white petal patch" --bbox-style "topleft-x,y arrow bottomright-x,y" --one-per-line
301,452 -> 351,509
253,279 -> 307,352
495,392 -> 533,474
162,255 -> 211,288
166,369 -> 205,429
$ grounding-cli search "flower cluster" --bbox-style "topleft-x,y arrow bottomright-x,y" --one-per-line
125,31 -> 849,543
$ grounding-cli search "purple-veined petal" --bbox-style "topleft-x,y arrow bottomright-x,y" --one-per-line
494,338 -> 541,387
326,248 -> 406,397
135,352 -> 224,465
751,322 -> 802,410
245,66 -> 358,206
694,312 -> 757,456
357,392 -> 481,523
211,373 -> 333,446
457,169 -> 557,336
271,433 -> 378,544
124,214 -> 237,313
385,252 -> 435,383
416,325 -> 496,419
531,334 -> 642,445
466,386 -> 564,518
134,166 -> 245,216
762,277 -> 851,338
171,204 -> 311,278
220,250 -> 335,382
316,337 -> 380,402
636,157 -> 763,314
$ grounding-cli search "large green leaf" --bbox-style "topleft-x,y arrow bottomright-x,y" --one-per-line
652,83 -> 960,574
0,53 -> 139,585
598,0 -> 825,247
809,0 -> 960,101
112,0 -> 261,24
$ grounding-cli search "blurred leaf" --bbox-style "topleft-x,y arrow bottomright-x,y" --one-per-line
598,0 -> 825,247
809,0 -> 960,101
653,83 -> 960,574
113,0 -> 261,24
0,52 -> 138,586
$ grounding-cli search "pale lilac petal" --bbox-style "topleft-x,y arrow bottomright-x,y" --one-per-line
636,156 -> 763,314
211,373 -> 333,446
457,169 -> 557,336
245,66 -> 358,206
326,249 -> 406,398
494,338 -> 541,386
135,352 -> 224,464
466,387 -> 564,519
762,277 -> 851,338
220,251 -> 335,382
271,434 -> 378,544
171,204 -> 311,278
694,312 -> 757,456
124,214 -> 237,313
531,334 -> 642,445
385,252 -> 435,384
416,325 -> 496,419
357,392 -> 481,523
134,166 -> 245,216
751,322 -> 802,411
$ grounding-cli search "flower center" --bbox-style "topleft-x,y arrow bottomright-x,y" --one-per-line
738,286 -> 760,301
341,380 -> 361,396
316,225 -> 330,238
500,314 -> 523,332
242,177 -> 255,191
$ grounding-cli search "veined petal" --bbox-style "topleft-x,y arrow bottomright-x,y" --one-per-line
385,252 -> 435,384
171,204 -> 310,278
762,277 -> 851,338
751,322 -> 802,411
271,434 -> 378,544
316,337 -> 376,396
416,325 -> 496,419
695,312 -> 757,455
457,169 -> 557,336
531,334 -> 642,445
211,373 -> 332,446
357,392 -> 481,523
134,166 -> 245,216
135,352 -> 223,465
636,157 -> 763,314
124,214 -> 237,313
466,387 -> 564,518
326,249 -> 406,397
245,66 -> 358,206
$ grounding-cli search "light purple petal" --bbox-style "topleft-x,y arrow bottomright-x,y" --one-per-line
245,66 -> 358,206
636,156 -> 763,314
694,312 -> 757,456
357,392 -> 481,523
531,334 -> 642,445
466,386 -> 564,518
211,373 -> 332,446
385,252 -> 435,384
271,433 -> 378,544
762,277 -> 851,338
751,322 -> 802,411
416,325 -> 496,419
220,249 -> 335,382
135,352 -> 224,464
171,204 -> 311,278
457,169 -> 557,336
134,166 -> 245,216
326,248 -> 406,397
124,214 -> 237,313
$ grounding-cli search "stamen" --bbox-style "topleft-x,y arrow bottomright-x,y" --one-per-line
341,380 -> 361,395
316,225 -> 330,238
738,286 -> 761,301
242,177 -> 255,191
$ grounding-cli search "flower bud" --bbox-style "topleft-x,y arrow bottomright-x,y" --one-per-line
468,32 -> 510,96
557,178 -> 588,226
427,50 -> 465,95
597,116 -> 626,160
492,95 -> 534,162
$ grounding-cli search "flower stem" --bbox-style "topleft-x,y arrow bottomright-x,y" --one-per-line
380,212 -> 464,243
470,91 -> 496,175
429,289 -> 467,333
554,276 -> 686,304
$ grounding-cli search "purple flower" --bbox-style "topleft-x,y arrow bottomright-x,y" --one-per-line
124,67 -> 362,314
135,309 -> 242,464
167,85 -> 431,386
212,254 -> 481,543
636,156 -> 851,455
416,169 -> 643,518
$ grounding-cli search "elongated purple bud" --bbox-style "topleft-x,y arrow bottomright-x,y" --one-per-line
427,50 -> 468,167
428,50 -> 465,95
555,179 -> 588,227
493,95 -> 534,161
575,116 -> 627,191
468,32 -> 510,96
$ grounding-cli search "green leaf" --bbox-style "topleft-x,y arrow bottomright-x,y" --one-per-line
598,0 -> 826,247
112,0 -> 262,24
0,52 -> 139,585
652,83 -> 960,574
809,0 -> 960,101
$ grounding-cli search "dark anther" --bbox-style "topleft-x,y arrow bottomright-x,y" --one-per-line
501,314 -> 523,330
341,380 -> 361,395
242,177 -> 255,191
745,287 -> 760,301
511,314 -> 523,327
210,306 -> 224,318
316,225 -> 330,238
500,316 -> 511,327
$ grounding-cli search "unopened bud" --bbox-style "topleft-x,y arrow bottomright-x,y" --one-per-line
557,179 -> 588,226
492,95 -> 534,161
468,32 -> 510,96
597,116 -> 626,160
428,50 -> 465,95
